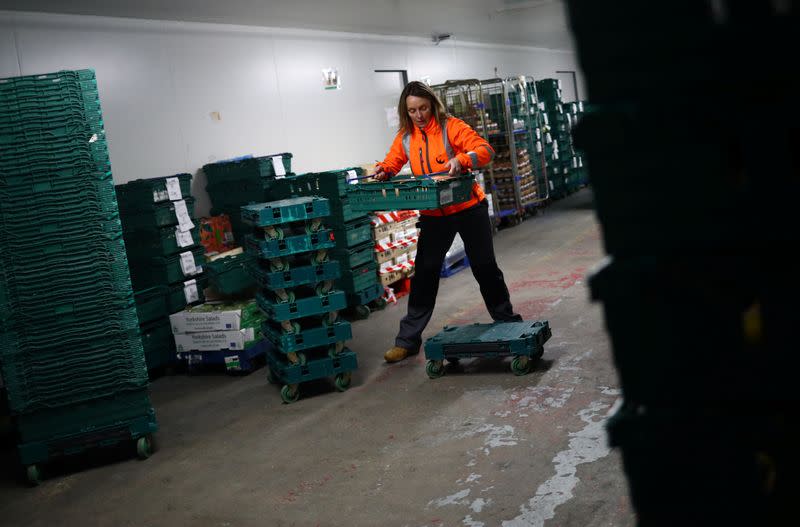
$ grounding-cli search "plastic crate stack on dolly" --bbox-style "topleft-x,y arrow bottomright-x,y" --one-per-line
372,210 -> 420,302
116,174 -> 207,374
536,79 -> 585,199
0,69 -> 157,484
243,197 -> 357,403
268,168 -> 386,319
202,153 -> 293,244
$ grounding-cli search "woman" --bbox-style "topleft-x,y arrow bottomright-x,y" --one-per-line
375,81 -> 522,363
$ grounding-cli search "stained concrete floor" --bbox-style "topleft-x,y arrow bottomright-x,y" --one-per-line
0,188 -> 636,527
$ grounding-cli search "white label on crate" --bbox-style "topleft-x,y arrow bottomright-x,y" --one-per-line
173,200 -> 195,231
546,133 -> 553,144
549,180 -> 554,191
557,89 -> 563,99
535,128 -> 541,139
579,101 -> 584,112
573,158 -> 578,168
572,103 -> 578,114
175,227 -> 194,248
557,79 -> 562,89
539,102 -> 545,112
152,189 -> 169,202
179,251 -> 197,276
567,114 -> 573,126
579,158 -> 584,168
183,279 -> 199,304
530,94 -> 537,105
271,156 -> 286,178
558,105 -> 563,114
224,355 -> 241,371
543,113 -> 549,125
536,141 -> 543,153
554,151 -> 559,160
346,169 -> 358,184
166,177 -> 183,200
439,187 -> 454,205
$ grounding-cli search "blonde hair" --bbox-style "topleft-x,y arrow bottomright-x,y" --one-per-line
397,81 -> 448,134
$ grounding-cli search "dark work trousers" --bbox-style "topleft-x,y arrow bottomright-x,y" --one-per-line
395,200 -> 522,351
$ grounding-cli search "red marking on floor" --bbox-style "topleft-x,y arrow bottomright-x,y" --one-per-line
279,473 -> 338,503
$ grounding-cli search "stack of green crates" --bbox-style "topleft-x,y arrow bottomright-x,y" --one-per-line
522,81 -> 550,200
203,153 -> 293,244
0,69 -> 157,484
536,79 -> 570,199
116,174 -> 207,372
243,197 -> 358,403
268,168 -> 383,319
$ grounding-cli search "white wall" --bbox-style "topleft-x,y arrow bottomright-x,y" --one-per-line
0,11 -> 584,216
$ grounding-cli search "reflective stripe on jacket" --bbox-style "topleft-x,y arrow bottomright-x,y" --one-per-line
378,117 -> 493,216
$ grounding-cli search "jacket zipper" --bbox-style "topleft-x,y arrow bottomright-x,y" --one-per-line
418,147 -> 425,176
421,131 -> 433,173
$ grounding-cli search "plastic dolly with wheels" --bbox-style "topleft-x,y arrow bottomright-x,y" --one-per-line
346,282 -> 386,320
265,345 -> 358,403
423,320 -> 551,378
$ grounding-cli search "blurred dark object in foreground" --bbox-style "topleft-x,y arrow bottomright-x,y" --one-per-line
568,1 -> 799,525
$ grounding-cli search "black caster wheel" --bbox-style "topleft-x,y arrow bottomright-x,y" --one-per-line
26,465 -> 41,486
511,356 -> 532,376
354,305 -> 370,320
373,297 -> 387,310
136,435 -> 154,460
334,372 -> 352,392
281,384 -> 300,404
426,360 -> 445,379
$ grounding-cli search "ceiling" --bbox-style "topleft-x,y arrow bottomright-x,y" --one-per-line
0,0 -> 574,50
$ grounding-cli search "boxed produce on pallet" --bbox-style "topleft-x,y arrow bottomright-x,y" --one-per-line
173,327 -> 257,352
170,300 -> 261,333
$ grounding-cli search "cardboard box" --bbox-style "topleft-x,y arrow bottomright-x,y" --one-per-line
174,328 -> 256,352
170,308 -> 243,333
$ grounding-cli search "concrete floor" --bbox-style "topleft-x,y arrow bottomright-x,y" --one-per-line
0,188 -> 636,527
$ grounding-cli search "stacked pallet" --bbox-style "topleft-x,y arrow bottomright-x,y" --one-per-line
170,300 -> 267,374
203,153 -> 293,243
0,69 -> 157,483
269,168 -> 384,319
243,197 -> 357,403
116,174 -> 207,372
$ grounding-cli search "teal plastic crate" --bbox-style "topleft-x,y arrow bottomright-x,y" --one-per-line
336,261 -> 378,293
347,174 -> 475,212
140,318 -> 175,371
269,167 -> 364,200
263,320 -> 352,354
250,260 -> 341,290
332,216 -> 373,249
241,196 -> 331,227
328,198 -> 368,225
245,229 -> 335,259
115,173 -> 192,207
256,290 -> 347,321
331,240 -> 376,270
206,253 -> 256,295
122,225 -> 201,258
119,197 -> 196,230
424,321 -> 552,376
266,347 -> 358,403
134,286 -> 169,325
129,245 -> 205,289
203,153 -> 292,186
165,276 -> 208,313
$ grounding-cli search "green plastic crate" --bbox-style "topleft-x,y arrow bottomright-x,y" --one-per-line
206,253 -> 256,295
241,196 -> 331,227
263,320 -> 352,354
250,260 -> 341,290
332,216 -> 373,249
347,174 -> 475,212
336,261 -> 378,293
256,290 -> 347,321
203,153 -> 292,186
140,318 -> 175,370
120,197 -> 196,230
115,173 -> 192,207
266,347 -> 357,388
134,286 -> 169,325
165,276 -> 208,313
123,225 -> 201,258
331,240 -> 376,270
129,245 -> 205,289
424,321 -> 552,361
328,198 -> 368,225
346,282 -> 383,307
245,229 -> 335,259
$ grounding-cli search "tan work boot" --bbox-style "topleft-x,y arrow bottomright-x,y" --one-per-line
384,346 -> 417,363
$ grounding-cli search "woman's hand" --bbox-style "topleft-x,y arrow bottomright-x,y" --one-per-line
373,164 -> 391,181
446,157 -> 462,176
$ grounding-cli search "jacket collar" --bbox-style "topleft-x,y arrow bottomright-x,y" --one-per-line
414,117 -> 441,136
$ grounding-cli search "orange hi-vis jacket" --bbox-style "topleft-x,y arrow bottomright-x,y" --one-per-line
377,117 -> 494,216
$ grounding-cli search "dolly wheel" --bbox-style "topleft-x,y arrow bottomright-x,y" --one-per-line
354,305 -> 370,320
426,360 -> 445,379
334,372 -> 352,392
511,356 -> 531,376
136,435 -> 153,460
281,384 -> 300,404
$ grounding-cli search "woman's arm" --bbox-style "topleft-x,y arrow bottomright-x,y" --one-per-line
448,118 -> 495,172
